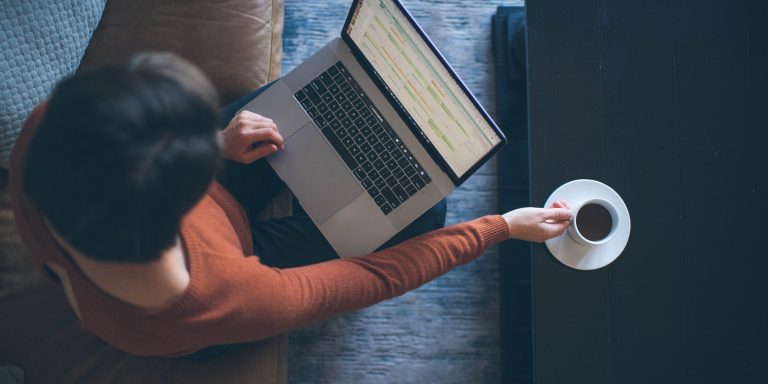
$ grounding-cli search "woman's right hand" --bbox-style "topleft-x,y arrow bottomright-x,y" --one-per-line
220,111 -> 285,164
502,201 -> 573,243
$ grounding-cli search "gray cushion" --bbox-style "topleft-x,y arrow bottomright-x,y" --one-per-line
0,0 -> 107,166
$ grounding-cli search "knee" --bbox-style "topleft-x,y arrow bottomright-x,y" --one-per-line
413,199 -> 447,234
428,199 -> 448,229
378,199 -> 449,250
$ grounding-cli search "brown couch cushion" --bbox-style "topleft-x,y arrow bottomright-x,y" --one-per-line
0,283 -> 287,384
78,0 -> 284,105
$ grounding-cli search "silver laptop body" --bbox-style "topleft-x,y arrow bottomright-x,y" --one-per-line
242,0 -> 505,257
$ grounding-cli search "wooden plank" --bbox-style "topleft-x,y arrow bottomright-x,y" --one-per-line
527,0 -> 613,382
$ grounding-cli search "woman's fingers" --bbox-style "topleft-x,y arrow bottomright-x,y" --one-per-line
541,207 -> 573,222
242,127 -> 284,149
542,219 -> 571,237
232,112 -> 279,135
237,111 -> 276,126
241,143 -> 278,163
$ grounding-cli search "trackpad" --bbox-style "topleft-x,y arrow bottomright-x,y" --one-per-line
268,123 -> 363,224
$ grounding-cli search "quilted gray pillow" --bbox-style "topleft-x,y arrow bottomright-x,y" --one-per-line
0,0 -> 106,166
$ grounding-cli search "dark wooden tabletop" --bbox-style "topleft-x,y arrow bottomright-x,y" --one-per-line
527,0 -> 768,383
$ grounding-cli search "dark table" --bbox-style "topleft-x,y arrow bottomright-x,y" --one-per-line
525,0 -> 768,383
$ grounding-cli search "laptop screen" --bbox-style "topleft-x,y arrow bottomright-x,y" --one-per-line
343,0 -> 504,183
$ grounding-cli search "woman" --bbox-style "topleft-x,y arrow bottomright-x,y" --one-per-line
10,53 -> 572,356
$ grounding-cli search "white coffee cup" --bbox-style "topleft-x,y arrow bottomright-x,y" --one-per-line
567,198 -> 619,246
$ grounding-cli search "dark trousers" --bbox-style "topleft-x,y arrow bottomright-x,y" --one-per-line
216,84 -> 447,268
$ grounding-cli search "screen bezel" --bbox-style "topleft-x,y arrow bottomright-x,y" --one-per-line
341,0 -> 506,186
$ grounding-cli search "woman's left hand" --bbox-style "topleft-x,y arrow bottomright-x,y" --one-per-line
220,111 -> 285,164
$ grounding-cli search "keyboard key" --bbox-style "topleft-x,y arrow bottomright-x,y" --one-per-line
386,159 -> 398,170
323,111 -> 335,121
361,177 -> 373,189
410,174 -> 426,189
398,157 -> 410,168
327,100 -> 339,111
307,107 -> 319,119
315,115 -> 329,130
354,152 -> 367,164
386,175 -> 397,187
380,204 -> 393,215
323,130 -> 356,169
295,89 -> 307,102
311,79 -> 327,94
380,151 -> 392,162
397,174 -> 411,187
373,159 -> 385,169
393,167 -> 405,179
361,126 -> 373,138
355,135 -> 367,146
353,98 -> 365,110
328,65 -> 340,77
319,72 -> 334,87
374,177 -> 387,189
341,101 -> 353,111
349,144 -> 360,155
304,86 -> 322,104
353,167 -> 366,181
381,187 -> 400,208
360,142 -> 372,153
379,167 -> 392,179
392,185 -> 408,203
405,184 -> 418,196
342,136 -> 354,147
340,81 -> 352,93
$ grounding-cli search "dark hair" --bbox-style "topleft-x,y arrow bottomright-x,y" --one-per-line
23,55 -> 221,263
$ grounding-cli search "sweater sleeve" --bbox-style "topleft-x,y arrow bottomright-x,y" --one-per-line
168,215 -> 509,350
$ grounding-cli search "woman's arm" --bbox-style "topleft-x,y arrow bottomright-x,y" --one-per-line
171,206 -> 571,351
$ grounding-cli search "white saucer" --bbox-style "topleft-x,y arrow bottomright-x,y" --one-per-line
544,179 -> 631,270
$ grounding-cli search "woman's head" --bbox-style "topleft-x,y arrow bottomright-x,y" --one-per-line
24,53 -> 221,263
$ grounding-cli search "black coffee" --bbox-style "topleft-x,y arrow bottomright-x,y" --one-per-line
576,203 -> 613,241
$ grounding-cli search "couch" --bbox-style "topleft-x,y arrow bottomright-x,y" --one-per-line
0,1 -> 288,383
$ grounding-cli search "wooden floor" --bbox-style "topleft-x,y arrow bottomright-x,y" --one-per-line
281,1 -> 520,382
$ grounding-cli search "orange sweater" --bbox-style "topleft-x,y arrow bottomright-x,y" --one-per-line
10,104 -> 510,356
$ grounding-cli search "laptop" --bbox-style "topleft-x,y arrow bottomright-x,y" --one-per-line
242,0 -> 506,257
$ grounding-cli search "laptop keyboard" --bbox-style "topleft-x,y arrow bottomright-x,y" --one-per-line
294,61 -> 432,215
